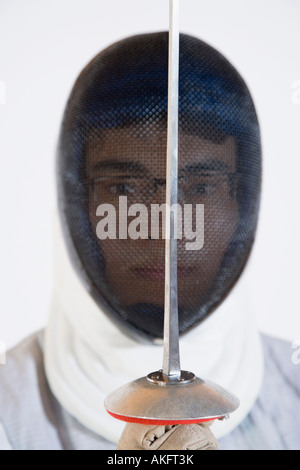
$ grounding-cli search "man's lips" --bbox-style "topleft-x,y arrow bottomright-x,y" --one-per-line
132,266 -> 195,281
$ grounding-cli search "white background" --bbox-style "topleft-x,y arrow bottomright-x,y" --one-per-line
0,0 -> 299,349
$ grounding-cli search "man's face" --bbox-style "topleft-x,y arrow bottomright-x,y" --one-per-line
86,125 -> 238,314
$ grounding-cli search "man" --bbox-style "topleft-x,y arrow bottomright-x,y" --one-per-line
0,32 -> 299,450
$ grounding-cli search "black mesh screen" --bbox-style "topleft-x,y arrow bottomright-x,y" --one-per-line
57,32 -> 262,342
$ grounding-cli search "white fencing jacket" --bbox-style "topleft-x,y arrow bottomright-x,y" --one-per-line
0,217 -> 299,450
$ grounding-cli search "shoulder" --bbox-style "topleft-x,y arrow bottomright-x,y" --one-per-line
260,333 -> 299,390
0,330 -> 44,402
219,333 -> 300,450
0,330 -> 45,408
1,330 -> 44,378
0,330 -> 64,450
252,333 -> 300,449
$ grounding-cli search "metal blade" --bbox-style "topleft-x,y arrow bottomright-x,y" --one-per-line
163,0 -> 181,379
104,0 -> 240,425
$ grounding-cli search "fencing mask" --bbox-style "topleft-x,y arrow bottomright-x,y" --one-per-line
57,32 -> 261,343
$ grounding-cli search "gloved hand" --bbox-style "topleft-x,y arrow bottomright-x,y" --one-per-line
117,422 -> 219,450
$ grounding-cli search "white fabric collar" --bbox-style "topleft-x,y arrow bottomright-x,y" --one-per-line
44,213 -> 264,444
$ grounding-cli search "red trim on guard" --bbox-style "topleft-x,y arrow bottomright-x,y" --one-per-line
106,410 -> 220,425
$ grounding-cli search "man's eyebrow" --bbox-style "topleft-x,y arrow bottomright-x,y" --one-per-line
90,160 -> 148,174
179,160 -> 231,175
90,159 -> 230,175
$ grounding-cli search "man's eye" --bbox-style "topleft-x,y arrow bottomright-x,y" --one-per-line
108,183 -> 135,195
189,183 -> 216,196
